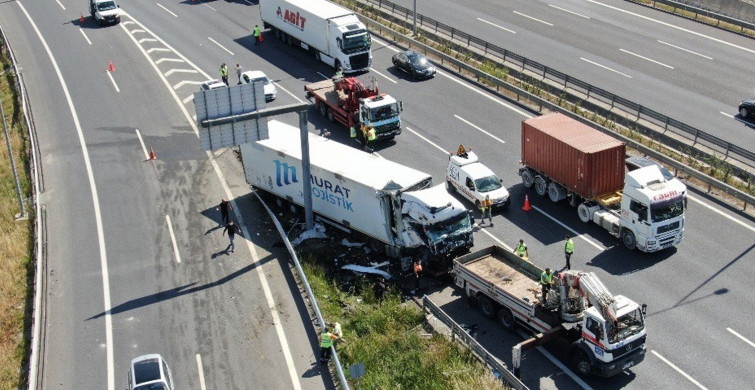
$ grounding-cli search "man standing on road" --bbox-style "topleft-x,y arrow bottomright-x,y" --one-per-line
540,267 -> 555,304
564,235 -> 574,270
216,198 -> 232,225
253,25 -> 262,46
235,64 -> 242,85
479,194 -> 493,226
222,221 -> 240,253
514,239 -> 529,259
220,63 -> 229,86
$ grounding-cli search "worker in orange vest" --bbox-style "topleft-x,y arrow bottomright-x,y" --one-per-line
413,258 -> 423,294
480,194 -> 493,226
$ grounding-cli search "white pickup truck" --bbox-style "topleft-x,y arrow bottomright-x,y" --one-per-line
446,146 -> 510,210
89,0 -> 121,26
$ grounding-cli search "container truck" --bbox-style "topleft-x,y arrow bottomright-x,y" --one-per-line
305,76 -> 402,145
260,0 -> 372,72
240,120 -> 474,263
518,113 -> 686,252
454,245 -> 648,378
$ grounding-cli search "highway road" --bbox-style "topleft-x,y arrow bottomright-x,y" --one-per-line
388,0 -> 755,151
1,0 -> 753,389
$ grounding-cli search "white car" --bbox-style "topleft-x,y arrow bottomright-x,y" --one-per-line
240,70 -> 277,101
199,79 -> 226,91
128,354 -> 174,390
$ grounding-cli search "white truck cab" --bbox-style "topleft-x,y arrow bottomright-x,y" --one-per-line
446,146 -> 510,210
89,0 -> 121,26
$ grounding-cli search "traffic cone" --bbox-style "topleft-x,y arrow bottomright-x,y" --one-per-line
80,13 -> 86,23
522,194 -> 532,212
109,61 -> 115,72
149,147 -> 157,160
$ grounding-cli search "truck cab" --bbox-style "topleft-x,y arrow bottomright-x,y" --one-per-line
446,147 -> 510,210
89,0 -> 121,26
358,94 -> 402,141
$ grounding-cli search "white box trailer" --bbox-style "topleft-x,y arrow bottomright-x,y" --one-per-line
241,120 -> 474,261
260,0 -> 372,72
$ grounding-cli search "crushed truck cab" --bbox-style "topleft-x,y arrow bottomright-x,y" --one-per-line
446,147 -> 510,210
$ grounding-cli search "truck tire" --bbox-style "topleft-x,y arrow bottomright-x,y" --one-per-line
534,176 -> 547,196
327,107 -> 335,122
478,295 -> 497,319
318,101 -> 327,117
521,169 -> 534,188
577,203 -> 592,223
498,307 -> 516,331
572,350 -> 592,376
547,182 -> 566,203
621,229 -> 637,250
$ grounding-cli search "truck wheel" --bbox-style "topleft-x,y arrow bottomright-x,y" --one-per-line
498,307 -> 516,331
327,107 -> 335,122
521,169 -> 534,188
318,101 -> 327,117
572,350 -> 592,376
274,28 -> 281,39
547,182 -> 566,203
577,203 -> 592,223
621,229 -> 637,250
534,176 -> 547,196
478,296 -> 497,319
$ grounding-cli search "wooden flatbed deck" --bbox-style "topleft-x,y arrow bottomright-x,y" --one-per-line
305,79 -> 345,108
465,253 -> 541,303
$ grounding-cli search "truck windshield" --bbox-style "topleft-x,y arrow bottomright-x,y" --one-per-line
97,1 -> 117,11
650,198 -> 684,222
342,31 -> 371,53
368,103 -> 400,121
608,308 -> 645,343
474,175 -> 503,193
424,213 -> 472,244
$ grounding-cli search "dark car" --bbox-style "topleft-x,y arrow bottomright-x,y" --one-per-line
391,50 -> 436,79
739,98 -> 755,119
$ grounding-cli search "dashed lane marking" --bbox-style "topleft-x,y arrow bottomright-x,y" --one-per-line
727,328 -> 755,349
208,37 -> 234,56
513,11 -> 553,26
156,3 -> 178,18
369,67 -> 396,83
476,18 -> 516,34
580,57 -> 633,78
651,350 -> 708,390
79,29 -> 92,45
619,48 -> 674,69
549,4 -> 590,19
454,114 -> 505,144
134,129 -> 149,160
106,70 -> 120,92
166,215 -> 181,264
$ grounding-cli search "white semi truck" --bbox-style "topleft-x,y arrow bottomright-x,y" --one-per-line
260,0 -> 372,72
454,245 -> 648,378
241,120 -> 474,262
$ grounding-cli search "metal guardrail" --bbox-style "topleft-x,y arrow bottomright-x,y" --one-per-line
351,0 -> 755,210
627,0 -> 755,33
254,192 -> 351,390
422,296 -> 529,390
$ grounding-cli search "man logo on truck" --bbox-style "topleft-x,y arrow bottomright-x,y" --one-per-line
275,160 -> 298,186
276,6 -> 307,30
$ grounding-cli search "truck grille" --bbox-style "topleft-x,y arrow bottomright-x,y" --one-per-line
349,53 -> 370,70
609,335 -> 646,359
657,221 -> 680,234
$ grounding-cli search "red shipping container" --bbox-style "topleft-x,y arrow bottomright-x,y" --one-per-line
521,113 -> 625,199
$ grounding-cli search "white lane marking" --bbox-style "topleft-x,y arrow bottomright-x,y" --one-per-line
183,95 -> 195,104
121,21 -> 134,26
580,57 -> 633,78
651,350 -> 708,390
476,18 -> 517,34
657,40 -> 713,60
586,0 -> 755,55
316,71 -> 329,79
203,3 -> 216,11
106,71 -> 120,92
134,129 -> 149,160
56,0 -> 66,10
480,229 -> 514,251
437,67 -> 533,117
516,330 -> 594,390
139,38 -> 158,44
454,114 -> 506,144
548,4 -> 590,19
173,80 -> 205,90
165,215 -> 181,264
130,29 -> 145,34
531,205 -> 605,251
619,48 -> 674,69
156,58 -> 185,64
147,48 -> 171,54
19,3 -> 115,389
164,69 -> 199,77
275,82 -> 304,103
404,127 -> 451,155
196,354 -> 207,390
120,13 -> 302,389
719,111 -> 734,118
686,194 -> 755,233
727,328 -> 755,349
79,29 -> 92,45
156,3 -> 178,18
208,37 -> 234,56
513,11 -> 554,26
369,67 -> 397,84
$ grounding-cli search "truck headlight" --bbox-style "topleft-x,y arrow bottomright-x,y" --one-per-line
647,240 -> 656,246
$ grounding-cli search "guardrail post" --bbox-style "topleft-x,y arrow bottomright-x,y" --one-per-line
724,143 -> 731,159
585,83 -> 591,99
610,95 -> 616,109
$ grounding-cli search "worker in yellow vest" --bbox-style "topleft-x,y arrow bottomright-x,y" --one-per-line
479,194 -> 493,226
540,268 -> 555,304
514,239 -> 529,260
319,326 -> 338,364
564,235 -> 574,270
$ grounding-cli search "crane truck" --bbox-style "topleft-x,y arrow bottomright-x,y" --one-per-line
305,76 -> 402,146
519,113 -> 686,252
241,120 -> 474,265
454,245 -> 647,378
260,0 -> 371,72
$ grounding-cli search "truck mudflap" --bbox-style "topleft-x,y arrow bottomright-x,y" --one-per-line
595,344 -> 646,377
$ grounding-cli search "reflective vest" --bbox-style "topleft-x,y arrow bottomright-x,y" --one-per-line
540,271 -> 553,285
253,26 -> 261,37
565,239 -> 574,254
220,66 -> 228,77
481,198 -> 492,209
516,243 -> 527,257
367,128 -> 377,141
321,332 -> 334,348
350,126 -> 357,138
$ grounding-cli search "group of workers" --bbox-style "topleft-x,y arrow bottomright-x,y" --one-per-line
531,235 -> 575,305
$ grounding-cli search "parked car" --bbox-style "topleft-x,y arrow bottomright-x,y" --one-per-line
128,354 -> 174,390
199,79 -> 226,91
240,70 -> 277,101
739,98 -> 755,119
625,156 -> 675,181
391,50 -> 436,79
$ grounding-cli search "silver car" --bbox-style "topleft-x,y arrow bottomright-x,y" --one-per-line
128,354 -> 174,390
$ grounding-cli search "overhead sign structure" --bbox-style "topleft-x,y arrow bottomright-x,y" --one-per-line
194,82 -> 269,151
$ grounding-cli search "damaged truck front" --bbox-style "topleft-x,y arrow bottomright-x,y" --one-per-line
240,120 -> 473,264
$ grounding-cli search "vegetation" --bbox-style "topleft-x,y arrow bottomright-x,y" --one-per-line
0,38 -> 34,390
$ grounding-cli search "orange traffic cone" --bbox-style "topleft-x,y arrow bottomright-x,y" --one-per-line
109,61 -> 115,72
522,195 -> 532,212
80,14 -> 86,23
149,147 -> 157,160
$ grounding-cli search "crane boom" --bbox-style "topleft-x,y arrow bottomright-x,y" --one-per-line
561,271 -> 619,322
